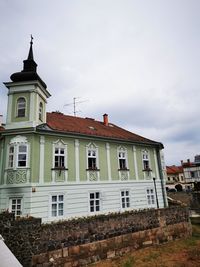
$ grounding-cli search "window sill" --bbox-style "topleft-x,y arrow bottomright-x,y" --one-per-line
86,168 -> 100,171
143,168 -> 152,172
118,168 -> 129,171
51,167 -> 68,171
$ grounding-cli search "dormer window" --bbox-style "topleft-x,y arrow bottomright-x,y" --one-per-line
17,97 -> 26,117
39,102 -> 43,121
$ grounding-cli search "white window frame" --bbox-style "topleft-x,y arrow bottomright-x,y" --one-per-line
52,140 -> 68,182
16,97 -> 26,117
7,136 -> 29,170
86,143 -> 99,170
39,102 -> 43,121
17,144 -> 28,168
117,146 -> 128,170
8,145 -> 14,168
120,190 -> 130,209
50,193 -> 64,218
88,191 -> 101,213
146,188 -> 155,207
9,197 -> 23,217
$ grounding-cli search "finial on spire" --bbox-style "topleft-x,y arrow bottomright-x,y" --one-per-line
30,34 -> 33,45
27,34 -> 34,60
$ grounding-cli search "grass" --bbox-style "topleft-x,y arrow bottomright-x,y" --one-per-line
93,223 -> 200,267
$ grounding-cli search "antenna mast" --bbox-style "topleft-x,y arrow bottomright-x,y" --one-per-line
64,97 -> 88,116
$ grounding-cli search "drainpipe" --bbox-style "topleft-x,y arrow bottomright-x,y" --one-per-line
156,147 -> 168,208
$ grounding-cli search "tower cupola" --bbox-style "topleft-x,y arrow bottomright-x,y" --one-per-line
10,36 -> 47,89
4,37 -> 51,130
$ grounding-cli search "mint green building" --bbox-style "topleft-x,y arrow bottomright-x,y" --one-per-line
0,41 -> 168,222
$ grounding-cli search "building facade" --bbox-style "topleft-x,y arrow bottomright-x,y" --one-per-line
0,41 -> 168,222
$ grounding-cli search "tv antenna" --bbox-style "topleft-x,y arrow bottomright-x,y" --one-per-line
64,97 -> 88,116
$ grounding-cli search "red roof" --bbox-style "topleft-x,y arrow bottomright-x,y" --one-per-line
166,165 -> 183,175
46,112 -> 162,146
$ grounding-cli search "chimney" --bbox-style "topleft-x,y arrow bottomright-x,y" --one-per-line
181,160 -> 183,165
187,159 -> 190,164
103,114 -> 108,126
0,115 -> 2,126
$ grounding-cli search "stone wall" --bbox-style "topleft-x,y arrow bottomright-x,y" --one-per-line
0,207 -> 191,267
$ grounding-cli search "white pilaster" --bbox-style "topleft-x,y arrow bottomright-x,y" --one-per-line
106,143 -> 112,181
29,92 -> 35,122
75,139 -> 80,182
154,148 -> 159,179
133,146 -> 139,180
0,143 -> 4,184
6,94 -> 13,124
39,136 -> 45,184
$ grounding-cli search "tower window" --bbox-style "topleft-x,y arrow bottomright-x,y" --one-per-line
17,97 -> 26,117
39,102 -> 43,121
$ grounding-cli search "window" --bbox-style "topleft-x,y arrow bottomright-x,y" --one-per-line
10,198 -> 22,216
118,147 -> 128,170
39,102 -> 43,121
17,145 -> 27,167
121,190 -> 130,209
146,188 -> 155,206
119,151 -> 127,169
17,97 -> 26,117
142,150 -> 150,170
89,192 -> 100,212
191,171 -> 196,178
51,194 -> 64,217
8,146 -> 14,168
88,149 -> 97,169
54,147 -> 65,168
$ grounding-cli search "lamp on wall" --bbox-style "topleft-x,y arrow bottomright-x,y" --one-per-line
153,177 -> 159,209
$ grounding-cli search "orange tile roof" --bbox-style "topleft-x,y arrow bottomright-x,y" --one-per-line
46,112 -> 163,146
166,165 -> 183,174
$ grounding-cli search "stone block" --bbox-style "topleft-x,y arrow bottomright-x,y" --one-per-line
48,249 -> 62,260
107,250 -> 115,259
143,240 -> 153,246
63,247 -> 69,257
68,245 -> 80,256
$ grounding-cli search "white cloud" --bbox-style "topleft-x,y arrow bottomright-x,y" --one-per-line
1,0 -> 200,165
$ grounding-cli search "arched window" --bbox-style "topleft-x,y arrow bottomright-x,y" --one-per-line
17,97 -> 26,117
39,102 -> 43,121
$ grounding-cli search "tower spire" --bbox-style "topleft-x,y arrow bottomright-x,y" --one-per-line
27,34 -> 34,60
10,36 -> 47,89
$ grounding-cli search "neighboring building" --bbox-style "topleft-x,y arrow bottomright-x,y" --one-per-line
0,40 -> 168,222
166,165 -> 184,184
181,157 -> 200,184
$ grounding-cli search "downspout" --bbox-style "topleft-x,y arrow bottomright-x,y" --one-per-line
156,147 -> 168,208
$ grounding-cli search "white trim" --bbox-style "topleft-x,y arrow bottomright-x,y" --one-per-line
52,139 -> 68,183
8,196 -> 24,217
88,190 -> 101,214
48,192 -> 65,219
29,92 -> 35,121
86,142 -> 100,181
153,148 -> 159,179
117,146 -> 129,180
146,187 -> 156,208
6,94 -> 13,124
39,136 -> 45,184
133,146 -> 139,180
120,189 -> 131,210
106,143 -> 111,181
75,139 -> 80,182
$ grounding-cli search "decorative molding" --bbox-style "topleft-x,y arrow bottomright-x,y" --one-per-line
88,170 -> 99,181
133,146 -> 139,180
10,135 -> 28,144
6,93 -> 13,124
75,139 -> 80,182
29,92 -> 35,121
153,148 -> 159,179
106,143 -> 111,181
39,136 -> 45,184
6,169 -> 27,184
117,146 -> 129,180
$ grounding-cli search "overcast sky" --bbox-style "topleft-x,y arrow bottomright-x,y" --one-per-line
1,0 -> 200,165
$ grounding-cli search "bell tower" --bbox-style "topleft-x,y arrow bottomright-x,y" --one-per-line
4,37 -> 51,130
